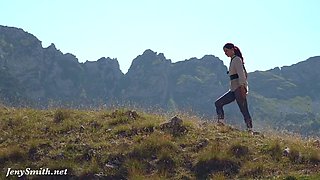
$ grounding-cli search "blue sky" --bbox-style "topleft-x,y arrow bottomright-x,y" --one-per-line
1,0 -> 319,73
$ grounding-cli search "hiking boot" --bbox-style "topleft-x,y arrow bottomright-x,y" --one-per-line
217,119 -> 225,126
247,128 -> 254,135
247,128 -> 259,135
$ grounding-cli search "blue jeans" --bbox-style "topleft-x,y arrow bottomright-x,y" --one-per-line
215,87 -> 253,128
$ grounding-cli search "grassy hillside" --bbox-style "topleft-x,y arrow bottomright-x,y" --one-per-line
0,107 -> 319,179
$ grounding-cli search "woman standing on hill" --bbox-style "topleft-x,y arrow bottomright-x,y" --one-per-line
215,43 -> 253,132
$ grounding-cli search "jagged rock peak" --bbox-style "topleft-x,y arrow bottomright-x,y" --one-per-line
173,55 -> 224,68
138,49 -> 171,62
141,49 -> 165,58
0,25 -> 27,34
143,49 -> 157,55
46,43 -> 57,50
45,43 -> 63,54
201,55 -> 219,61
128,49 -> 172,72
0,25 -> 42,47
97,57 -> 121,68
97,57 -> 115,62
64,53 -> 77,60
201,55 -> 226,66
83,57 -> 122,73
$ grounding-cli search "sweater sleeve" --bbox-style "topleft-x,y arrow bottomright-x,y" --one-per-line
234,57 -> 246,86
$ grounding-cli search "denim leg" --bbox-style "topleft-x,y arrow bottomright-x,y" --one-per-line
234,88 -> 253,128
215,91 -> 235,119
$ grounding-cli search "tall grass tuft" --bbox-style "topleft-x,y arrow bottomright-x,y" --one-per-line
53,109 -> 70,123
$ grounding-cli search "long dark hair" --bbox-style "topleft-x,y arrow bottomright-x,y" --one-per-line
223,43 -> 244,63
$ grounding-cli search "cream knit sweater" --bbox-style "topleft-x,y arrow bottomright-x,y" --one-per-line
228,55 -> 248,92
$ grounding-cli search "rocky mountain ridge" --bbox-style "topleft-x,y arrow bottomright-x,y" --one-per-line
0,25 -> 319,136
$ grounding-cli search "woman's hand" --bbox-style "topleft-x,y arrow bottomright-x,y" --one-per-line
238,85 -> 247,98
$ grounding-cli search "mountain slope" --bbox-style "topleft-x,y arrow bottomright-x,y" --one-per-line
0,25 -> 320,136
117,49 -> 172,107
118,50 -> 228,115
248,57 -> 320,136
250,56 -> 320,100
0,107 -> 319,179
0,25 -> 123,106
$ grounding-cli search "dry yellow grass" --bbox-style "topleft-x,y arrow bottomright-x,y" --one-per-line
0,107 -> 319,179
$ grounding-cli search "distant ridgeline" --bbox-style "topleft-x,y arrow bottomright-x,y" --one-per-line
0,25 -> 319,136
